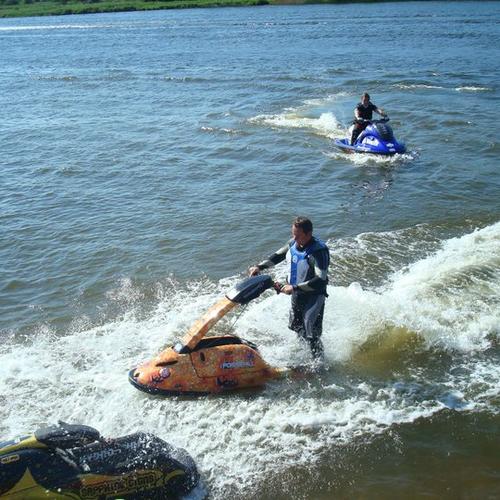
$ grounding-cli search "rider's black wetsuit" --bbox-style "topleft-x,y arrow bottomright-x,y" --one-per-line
351,102 -> 378,145
256,237 -> 330,359
356,102 -> 377,120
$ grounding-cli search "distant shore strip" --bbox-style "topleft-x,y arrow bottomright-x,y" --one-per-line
0,0 -> 417,18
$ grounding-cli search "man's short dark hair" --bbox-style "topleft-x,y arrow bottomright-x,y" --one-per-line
362,92 -> 370,100
293,216 -> 313,234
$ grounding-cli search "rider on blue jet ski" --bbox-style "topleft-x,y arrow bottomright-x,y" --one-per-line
351,93 -> 386,145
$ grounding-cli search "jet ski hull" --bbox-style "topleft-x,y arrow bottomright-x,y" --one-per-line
129,335 -> 285,396
129,275 -> 291,397
334,118 -> 406,156
334,138 -> 405,155
0,422 -> 203,499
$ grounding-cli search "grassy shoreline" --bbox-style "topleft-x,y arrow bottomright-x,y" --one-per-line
0,0 -> 417,18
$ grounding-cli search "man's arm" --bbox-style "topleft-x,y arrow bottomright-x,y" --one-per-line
249,241 -> 290,276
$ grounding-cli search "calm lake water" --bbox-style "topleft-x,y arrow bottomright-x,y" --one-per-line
0,1 -> 499,498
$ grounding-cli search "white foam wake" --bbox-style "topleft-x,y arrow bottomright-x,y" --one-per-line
0,222 -> 498,497
250,111 -> 342,139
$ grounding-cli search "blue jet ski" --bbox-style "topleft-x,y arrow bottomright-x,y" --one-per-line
334,117 -> 406,155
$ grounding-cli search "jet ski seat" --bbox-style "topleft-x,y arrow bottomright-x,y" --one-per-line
34,421 -> 100,449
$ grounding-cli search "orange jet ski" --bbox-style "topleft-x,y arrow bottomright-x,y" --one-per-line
129,275 -> 291,396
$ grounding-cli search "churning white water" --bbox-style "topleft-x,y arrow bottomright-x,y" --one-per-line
1,222 -> 498,496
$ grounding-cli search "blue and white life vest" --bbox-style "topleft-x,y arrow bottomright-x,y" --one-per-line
287,238 -> 327,286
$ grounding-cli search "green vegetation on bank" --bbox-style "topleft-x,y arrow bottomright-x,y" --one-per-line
0,0 -> 410,18
1,0 -> 259,17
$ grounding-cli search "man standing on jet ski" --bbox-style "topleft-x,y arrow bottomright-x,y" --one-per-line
351,92 -> 386,145
249,217 -> 330,361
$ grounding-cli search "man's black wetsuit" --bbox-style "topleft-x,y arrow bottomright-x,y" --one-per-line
356,102 -> 377,120
351,102 -> 378,144
256,237 -> 330,359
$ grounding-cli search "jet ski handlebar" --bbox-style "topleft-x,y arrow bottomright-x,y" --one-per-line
354,116 -> 390,124
226,274 -> 282,304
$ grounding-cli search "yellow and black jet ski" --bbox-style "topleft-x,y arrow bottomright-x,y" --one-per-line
0,421 -> 203,499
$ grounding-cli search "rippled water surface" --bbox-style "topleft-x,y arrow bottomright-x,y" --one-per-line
1,2 -> 499,498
